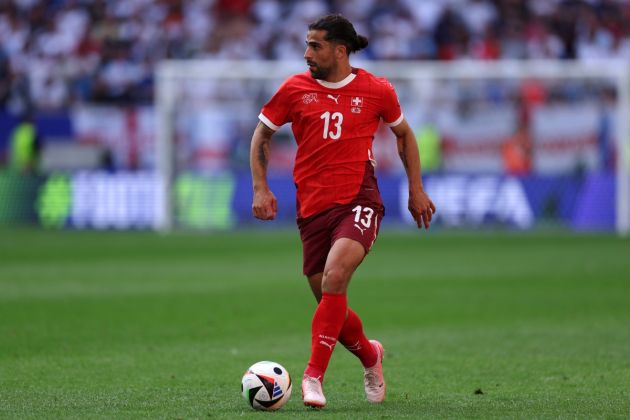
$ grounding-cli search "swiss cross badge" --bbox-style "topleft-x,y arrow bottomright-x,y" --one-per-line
351,96 -> 363,107
351,96 -> 363,113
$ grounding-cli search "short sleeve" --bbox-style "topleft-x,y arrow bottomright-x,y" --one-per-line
380,79 -> 403,127
259,79 -> 293,131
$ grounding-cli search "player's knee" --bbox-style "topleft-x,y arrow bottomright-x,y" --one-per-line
321,266 -> 350,294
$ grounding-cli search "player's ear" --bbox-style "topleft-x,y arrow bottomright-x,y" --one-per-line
335,43 -> 347,58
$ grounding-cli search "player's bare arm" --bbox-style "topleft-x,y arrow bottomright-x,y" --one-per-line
250,121 -> 278,220
391,118 -> 436,229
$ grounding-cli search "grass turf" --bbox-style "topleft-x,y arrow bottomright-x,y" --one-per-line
1,228 -> 629,418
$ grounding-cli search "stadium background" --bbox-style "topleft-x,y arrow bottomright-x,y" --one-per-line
0,0 -> 627,231
1,1 -> 630,418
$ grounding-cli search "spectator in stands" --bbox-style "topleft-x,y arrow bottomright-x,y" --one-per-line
0,48 -> 10,108
502,97 -> 532,176
597,86 -> 616,171
416,121 -> 442,173
1,0 -> 630,112
9,112 -> 40,175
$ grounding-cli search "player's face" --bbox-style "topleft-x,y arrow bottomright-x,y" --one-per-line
304,30 -> 339,80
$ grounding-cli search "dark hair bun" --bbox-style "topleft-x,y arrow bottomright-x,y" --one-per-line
309,14 -> 369,55
355,35 -> 369,51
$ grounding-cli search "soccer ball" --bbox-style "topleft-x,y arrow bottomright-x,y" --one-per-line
241,361 -> 292,411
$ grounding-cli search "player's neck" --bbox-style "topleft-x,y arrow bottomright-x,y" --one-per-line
323,63 -> 353,83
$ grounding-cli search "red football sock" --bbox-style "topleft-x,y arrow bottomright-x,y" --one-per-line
338,307 -> 377,368
304,292 -> 347,382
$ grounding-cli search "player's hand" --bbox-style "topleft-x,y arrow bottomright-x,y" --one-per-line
408,189 -> 436,230
252,189 -> 278,220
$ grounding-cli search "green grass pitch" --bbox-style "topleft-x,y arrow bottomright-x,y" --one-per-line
1,228 -> 629,418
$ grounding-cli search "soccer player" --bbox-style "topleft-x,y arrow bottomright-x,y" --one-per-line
250,14 -> 436,408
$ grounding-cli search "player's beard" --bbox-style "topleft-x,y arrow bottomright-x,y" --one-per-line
307,61 -> 330,80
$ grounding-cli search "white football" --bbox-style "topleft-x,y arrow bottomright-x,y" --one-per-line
241,361 -> 292,411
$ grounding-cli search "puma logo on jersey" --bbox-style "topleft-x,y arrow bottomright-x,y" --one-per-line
354,223 -> 366,235
327,94 -> 340,104
319,340 -> 335,351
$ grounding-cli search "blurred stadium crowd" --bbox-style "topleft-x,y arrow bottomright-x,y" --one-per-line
1,0 -> 629,113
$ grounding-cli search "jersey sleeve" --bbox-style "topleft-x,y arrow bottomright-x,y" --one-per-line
259,79 -> 293,131
380,79 -> 404,127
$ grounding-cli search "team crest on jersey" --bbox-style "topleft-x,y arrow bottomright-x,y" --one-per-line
351,96 -> 364,107
302,93 -> 318,104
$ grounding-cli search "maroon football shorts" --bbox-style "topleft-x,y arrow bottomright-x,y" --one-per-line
297,202 -> 385,277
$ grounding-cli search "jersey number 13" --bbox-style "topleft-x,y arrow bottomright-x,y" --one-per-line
320,111 -> 343,140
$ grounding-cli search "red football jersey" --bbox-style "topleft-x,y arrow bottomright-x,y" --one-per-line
259,68 -> 403,218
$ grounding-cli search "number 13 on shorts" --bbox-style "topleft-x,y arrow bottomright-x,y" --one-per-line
352,205 -> 374,228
